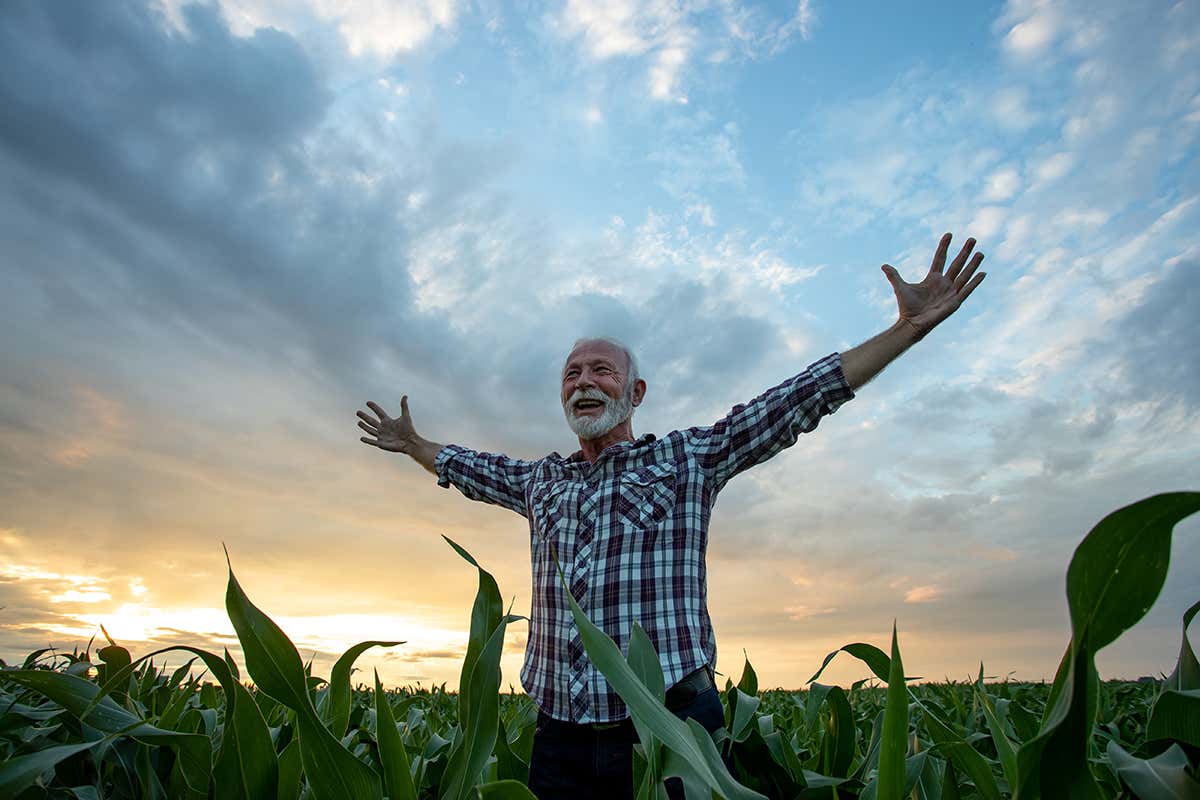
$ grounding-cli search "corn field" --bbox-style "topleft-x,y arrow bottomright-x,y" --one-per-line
2,492 -> 1198,799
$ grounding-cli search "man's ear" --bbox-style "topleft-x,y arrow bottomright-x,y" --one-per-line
632,378 -> 647,407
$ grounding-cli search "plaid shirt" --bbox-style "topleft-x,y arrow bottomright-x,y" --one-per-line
435,352 -> 855,723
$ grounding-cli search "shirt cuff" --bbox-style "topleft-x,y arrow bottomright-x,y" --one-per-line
817,352 -> 856,413
434,444 -> 468,488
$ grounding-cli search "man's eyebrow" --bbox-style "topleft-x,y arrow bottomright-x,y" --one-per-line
563,357 -> 619,372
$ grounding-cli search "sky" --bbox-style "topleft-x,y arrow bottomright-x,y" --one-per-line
1,0 -> 1198,693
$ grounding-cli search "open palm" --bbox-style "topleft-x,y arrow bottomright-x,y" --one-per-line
882,233 -> 986,339
357,397 -> 418,453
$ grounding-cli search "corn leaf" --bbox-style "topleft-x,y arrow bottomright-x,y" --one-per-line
224,552 -> 383,800
322,641 -> 403,739
1106,740 -> 1200,800
876,622 -> 908,800
374,669 -> 417,800
1015,492 -> 1200,800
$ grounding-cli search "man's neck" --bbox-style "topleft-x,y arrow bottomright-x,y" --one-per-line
577,421 -> 636,463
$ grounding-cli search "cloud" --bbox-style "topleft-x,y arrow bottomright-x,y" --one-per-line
158,0 -> 458,58
904,585 -> 942,604
549,0 -> 816,103
2,0 -> 1198,690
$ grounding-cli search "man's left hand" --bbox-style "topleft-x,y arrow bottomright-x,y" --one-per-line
882,233 -> 986,340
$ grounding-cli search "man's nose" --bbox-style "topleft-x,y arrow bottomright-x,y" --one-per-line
576,370 -> 595,388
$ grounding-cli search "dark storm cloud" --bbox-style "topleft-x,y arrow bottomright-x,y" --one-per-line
0,0 -> 469,402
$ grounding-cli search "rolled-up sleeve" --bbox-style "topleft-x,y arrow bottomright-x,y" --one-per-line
686,352 -> 855,493
435,444 -> 539,517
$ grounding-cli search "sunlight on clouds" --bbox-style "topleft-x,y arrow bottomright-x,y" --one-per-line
1001,2 -> 1060,58
30,601 -> 465,668
554,0 -> 814,103
904,585 -> 942,603
158,0 -> 458,57
48,384 -> 128,467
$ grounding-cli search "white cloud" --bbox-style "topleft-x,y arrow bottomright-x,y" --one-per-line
1000,1 -> 1060,58
1063,94 -> 1118,142
1032,152 -> 1074,183
982,166 -> 1022,201
968,206 -> 1008,240
991,87 -> 1039,130
551,0 -> 815,103
161,0 -> 459,57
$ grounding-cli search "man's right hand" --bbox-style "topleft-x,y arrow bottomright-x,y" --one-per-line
357,397 -> 442,474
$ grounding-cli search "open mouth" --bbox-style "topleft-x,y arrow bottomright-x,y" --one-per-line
573,399 -> 605,413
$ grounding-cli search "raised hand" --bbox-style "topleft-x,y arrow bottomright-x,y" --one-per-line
358,396 -> 419,453
881,233 -> 986,340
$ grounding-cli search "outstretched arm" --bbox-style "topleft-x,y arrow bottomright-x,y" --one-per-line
840,232 -> 987,390
357,396 -> 443,475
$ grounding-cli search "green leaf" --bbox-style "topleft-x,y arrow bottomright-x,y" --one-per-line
973,664 -> 1017,789
729,726 -> 802,799
324,641 -> 403,739
811,685 -> 853,778
276,738 -> 302,800
224,551 -> 382,800
626,623 -> 666,786
1165,599 -> 1200,691
223,550 -> 314,712
1105,741 -> 1200,800
1066,493 -> 1200,651
940,760 -> 961,800
443,535 -> 504,730
1016,493 -> 1200,800
737,655 -> 758,696
492,713 -> 529,785
1146,689 -> 1200,748
80,643 -> 279,800
474,779 -> 540,799
0,739 -> 109,797
172,646 -> 278,800
0,669 -> 212,795
438,537 -> 523,800
911,697 -> 1002,800
807,643 -> 891,685
374,670 -> 417,800
438,614 -> 521,800
876,622 -> 908,800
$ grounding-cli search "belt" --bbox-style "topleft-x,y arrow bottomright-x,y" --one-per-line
536,666 -> 717,733
664,665 -> 715,710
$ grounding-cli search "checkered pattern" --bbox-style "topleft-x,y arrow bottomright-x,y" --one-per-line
435,352 -> 855,723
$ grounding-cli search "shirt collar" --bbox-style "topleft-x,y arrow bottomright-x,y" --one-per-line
559,432 -> 657,463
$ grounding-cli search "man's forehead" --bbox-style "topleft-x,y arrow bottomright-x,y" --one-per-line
564,340 -> 624,369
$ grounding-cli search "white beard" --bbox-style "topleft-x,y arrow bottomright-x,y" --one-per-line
564,386 -> 634,440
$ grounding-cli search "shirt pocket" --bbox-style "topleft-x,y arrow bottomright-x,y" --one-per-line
530,480 -> 571,541
616,463 -> 677,531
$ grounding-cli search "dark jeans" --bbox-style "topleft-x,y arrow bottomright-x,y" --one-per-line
527,686 -> 731,800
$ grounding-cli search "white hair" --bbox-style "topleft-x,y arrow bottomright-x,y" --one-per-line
569,336 -> 640,387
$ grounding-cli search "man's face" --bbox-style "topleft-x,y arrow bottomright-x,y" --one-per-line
561,340 -> 635,440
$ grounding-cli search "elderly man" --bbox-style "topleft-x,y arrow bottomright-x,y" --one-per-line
358,233 -> 986,799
